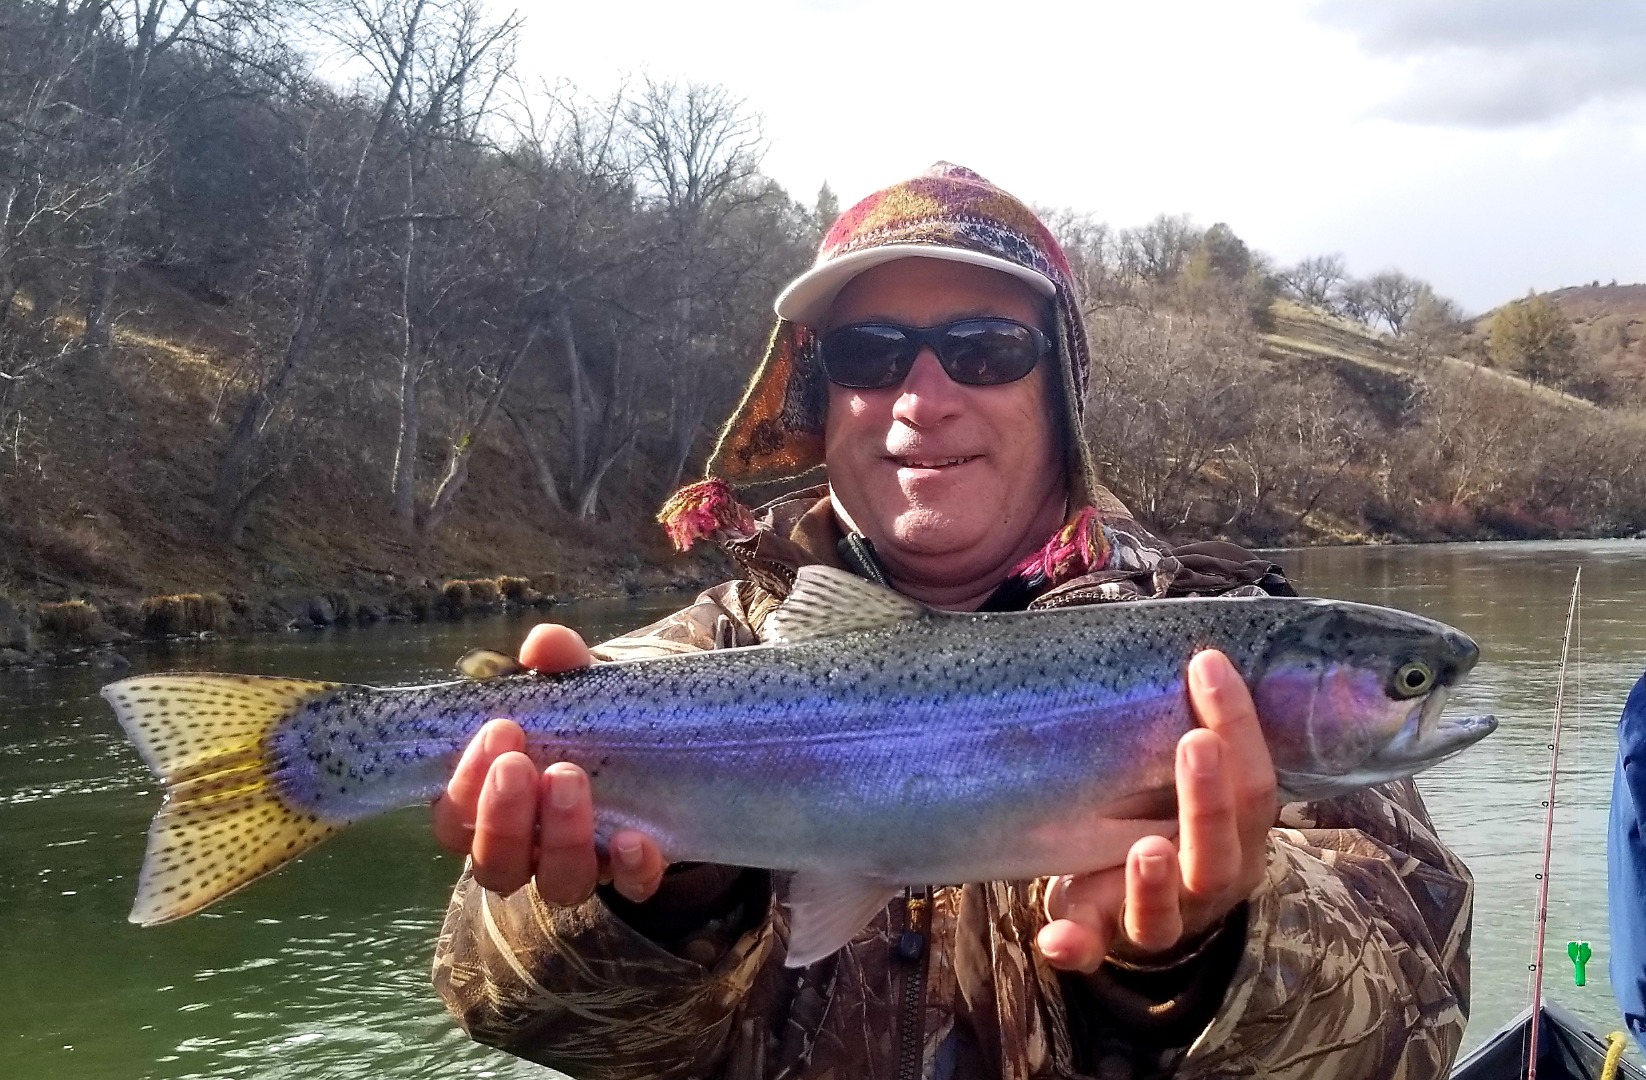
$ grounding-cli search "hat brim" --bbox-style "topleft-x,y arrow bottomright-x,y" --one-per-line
774,244 -> 1057,328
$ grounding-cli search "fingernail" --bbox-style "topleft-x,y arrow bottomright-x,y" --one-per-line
1138,853 -> 1169,885
490,759 -> 527,796
1185,735 -> 1221,777
1192,651 -> 1231,693
614,835 -> 643,869
549,767 -> 583,810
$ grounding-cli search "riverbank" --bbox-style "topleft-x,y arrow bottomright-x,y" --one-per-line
0,561 -> 726,672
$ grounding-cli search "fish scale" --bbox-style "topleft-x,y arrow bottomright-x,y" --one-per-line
104,565 -> 1496,965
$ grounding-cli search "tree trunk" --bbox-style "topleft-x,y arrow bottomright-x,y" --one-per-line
561,308 -> 593,486
390,215 -> 420,527
504,404 -> 564,513
419,319 -> 542,537
215,250 -> 336,538
576,433 -> 636,521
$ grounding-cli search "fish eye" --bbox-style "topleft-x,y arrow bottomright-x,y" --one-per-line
1392,661 -> 1435,699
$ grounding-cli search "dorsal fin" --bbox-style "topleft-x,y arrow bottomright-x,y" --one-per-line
764,565 -> 928,645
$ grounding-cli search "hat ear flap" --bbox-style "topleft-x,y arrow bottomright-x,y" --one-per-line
707,322 -> 827,482
788,329 -> 828,434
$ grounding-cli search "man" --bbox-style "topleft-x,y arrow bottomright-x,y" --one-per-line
1611,672 -> 1646,1054
430,164 -> 1473,1079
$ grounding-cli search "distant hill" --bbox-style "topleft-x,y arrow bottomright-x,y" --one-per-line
1261,298 -> 1598,415
1473,281 -> 1646,404
1543,281 -> 1646,321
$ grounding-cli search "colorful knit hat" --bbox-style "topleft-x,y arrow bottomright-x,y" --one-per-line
704,162 -> 1113,511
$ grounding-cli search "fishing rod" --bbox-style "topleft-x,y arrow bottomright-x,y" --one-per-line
1527,567 -> 1581,1080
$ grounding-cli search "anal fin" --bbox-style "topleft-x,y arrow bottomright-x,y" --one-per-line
783,870 -> 900,967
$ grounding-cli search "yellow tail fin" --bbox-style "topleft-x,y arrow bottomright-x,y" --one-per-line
103,673 -> 347,925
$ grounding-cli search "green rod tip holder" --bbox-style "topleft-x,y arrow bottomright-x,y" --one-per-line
1568,940 -> 1592,987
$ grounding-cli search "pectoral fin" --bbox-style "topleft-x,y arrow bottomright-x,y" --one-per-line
783,870 -> 900,967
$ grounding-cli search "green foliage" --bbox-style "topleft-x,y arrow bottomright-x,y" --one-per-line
1488,294 -> 1580,385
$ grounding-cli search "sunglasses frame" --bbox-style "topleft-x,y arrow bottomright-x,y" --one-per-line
817,317 -> 1051,390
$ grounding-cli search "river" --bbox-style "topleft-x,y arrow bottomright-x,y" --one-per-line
2,540 -> 1643,1078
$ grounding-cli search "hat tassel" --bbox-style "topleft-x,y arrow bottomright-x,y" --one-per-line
658,478 -> 757,553
1011,506 -> 1110,584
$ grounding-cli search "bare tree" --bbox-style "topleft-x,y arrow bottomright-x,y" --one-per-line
0,1 -> 113,351
1118,213 -> 1201,285
1277,253 -> 1346,308
213,0 -> 434,541
1083,304 -> 1260,529
1041,207 -> 1116,304
622,78 -> 777,499
77,0 -> 239,353
380,0 -> 519,529
1364,269 -> 1426,336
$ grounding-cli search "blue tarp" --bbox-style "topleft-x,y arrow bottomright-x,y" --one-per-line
1610,671 -> 1646,1054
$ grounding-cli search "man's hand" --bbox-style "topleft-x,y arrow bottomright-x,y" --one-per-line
1037,649 -> 1278,972
430,623 -> 669,906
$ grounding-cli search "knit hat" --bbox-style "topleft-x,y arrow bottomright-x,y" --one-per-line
704,162 -> 1115,512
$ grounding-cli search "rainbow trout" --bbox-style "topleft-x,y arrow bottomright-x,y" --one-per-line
105,566 -> 1495,965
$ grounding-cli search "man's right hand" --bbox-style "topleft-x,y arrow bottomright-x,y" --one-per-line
430,623 -> 669,906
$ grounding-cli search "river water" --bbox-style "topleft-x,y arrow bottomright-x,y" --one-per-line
3,541 -> 1643,1078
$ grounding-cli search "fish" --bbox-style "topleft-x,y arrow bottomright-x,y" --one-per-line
104,565 -> 1497,966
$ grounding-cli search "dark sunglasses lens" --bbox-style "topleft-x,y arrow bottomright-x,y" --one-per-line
941,320 -> 1042,385
820,325 -> 912,388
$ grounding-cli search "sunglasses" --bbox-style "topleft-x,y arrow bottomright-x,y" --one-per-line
817,317 -> 1050,390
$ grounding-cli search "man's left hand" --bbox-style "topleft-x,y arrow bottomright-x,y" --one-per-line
1037,649 -> 1278,972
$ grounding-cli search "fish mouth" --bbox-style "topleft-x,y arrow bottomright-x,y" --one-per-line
1390,686 -> 1498,764
1277,687 -> 1498,802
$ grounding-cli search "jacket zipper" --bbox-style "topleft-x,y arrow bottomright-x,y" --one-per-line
896,885 -> 933,1080
839,533 -> 892,590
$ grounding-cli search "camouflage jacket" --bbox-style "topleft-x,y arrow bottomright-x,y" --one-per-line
432,487 -> 1472,1080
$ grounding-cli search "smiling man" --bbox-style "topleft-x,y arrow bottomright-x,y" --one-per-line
429,164 -> 1474,1079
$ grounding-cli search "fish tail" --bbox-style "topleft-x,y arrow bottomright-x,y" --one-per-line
103,673 -> 348,926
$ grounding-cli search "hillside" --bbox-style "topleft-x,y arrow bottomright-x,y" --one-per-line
1264,300 -> 1602,414
0,269 -> 727,662
1471,281 -> 1646,403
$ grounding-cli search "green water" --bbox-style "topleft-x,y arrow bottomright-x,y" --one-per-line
3,542 -> 1644,1077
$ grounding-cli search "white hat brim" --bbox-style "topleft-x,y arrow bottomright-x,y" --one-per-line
774,244 -> 1057,327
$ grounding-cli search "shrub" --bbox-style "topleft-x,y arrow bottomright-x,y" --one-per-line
140,592 -> 230,635
1416,501 -> 1477,539
440,580 -> 472,615
37,600 -> 102,641
495,575 -> 531,602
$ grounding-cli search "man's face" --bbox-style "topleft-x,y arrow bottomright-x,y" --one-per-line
822,257 -> 1068,591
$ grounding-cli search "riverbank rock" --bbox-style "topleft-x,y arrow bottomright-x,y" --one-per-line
308,595 -> 337,626
88,646 -> 130,670
0,597 -> 30,651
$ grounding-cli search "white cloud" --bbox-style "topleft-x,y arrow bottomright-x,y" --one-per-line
1311,0 -> 1646,127
508,0 -> 1646,310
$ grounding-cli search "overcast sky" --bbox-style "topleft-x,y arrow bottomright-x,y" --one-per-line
514,0 -> 1646,314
